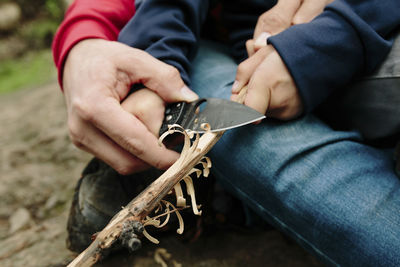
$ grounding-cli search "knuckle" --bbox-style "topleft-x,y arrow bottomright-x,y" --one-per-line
277,95 -> 291,109
149,65 -> 181,93
68,119 -> 82,143
271,86 -> 289,106
124,137 -> 146,158
114,162 -> 136,175
153,157 -> 168,170
278,107 -> 302,121
237,62 -> 248,76
258,12 -> 268,24
245,39 -> 253,48
263,12 -> 289,29
71,138 -> 85,149
71,99 -> 94,122
68,128 -> 85,149
291,16 -> 304,25
164,66 -> 180,81
67,118 -> 90,150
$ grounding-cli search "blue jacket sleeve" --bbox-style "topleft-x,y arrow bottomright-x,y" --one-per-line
118,0 -> 208,86
268,0 -> 400,113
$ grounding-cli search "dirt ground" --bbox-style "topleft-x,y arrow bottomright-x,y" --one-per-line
0,81 -> 323,267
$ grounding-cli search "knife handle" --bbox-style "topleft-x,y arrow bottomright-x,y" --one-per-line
159,102 -> 187,136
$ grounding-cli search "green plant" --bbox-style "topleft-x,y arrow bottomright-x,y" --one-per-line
0,49 -> 55,94
45,0 -> 64,20
12,0 -> 65,20
18,19 -> 59,48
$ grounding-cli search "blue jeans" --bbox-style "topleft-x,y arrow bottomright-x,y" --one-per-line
189,41 -> 400,266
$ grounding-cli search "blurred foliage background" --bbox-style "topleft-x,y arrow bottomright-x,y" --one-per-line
0,0 -> 68,93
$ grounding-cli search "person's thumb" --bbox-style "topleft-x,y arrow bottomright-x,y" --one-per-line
117,46 -> 198,103
145,65 -> 198,103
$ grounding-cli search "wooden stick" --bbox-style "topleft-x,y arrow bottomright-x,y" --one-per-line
67,87 -> 248,267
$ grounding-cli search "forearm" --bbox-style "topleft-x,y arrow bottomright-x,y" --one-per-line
118,0 -> 209,86
52,0 -> 135,87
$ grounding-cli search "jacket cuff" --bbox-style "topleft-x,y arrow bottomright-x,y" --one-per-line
268,11 -> 362,112
52,19 -> 118,89
52,0 -> 135,89
268,1 -> 392,113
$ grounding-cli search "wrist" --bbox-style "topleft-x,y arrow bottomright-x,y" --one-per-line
63,38 -> 109,88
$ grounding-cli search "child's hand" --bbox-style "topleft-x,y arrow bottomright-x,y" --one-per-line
121,88 -> 166,137
232,46 -> 303,120
247,0 -> 334,56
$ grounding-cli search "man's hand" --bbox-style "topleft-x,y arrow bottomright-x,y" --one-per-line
247,0 -> 334,56
63,39 -> 198,174
232,46 -> 303,120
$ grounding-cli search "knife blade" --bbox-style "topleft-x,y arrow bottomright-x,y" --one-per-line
159,98 -> 266,135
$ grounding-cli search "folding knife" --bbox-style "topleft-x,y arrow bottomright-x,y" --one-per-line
159,98 -> 266,135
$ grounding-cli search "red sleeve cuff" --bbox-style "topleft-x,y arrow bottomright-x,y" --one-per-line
52,19 -> 118,87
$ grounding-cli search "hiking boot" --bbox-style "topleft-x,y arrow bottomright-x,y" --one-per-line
66,158 -> 162,253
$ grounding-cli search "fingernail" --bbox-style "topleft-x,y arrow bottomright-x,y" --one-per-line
180,86 -> 198,101
255,32 -> 271,47
232,80 -> 239,92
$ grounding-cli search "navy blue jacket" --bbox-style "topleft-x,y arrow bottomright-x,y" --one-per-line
118,0 -> 400,113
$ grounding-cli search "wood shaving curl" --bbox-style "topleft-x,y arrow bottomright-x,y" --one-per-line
142,124 -> 212,244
